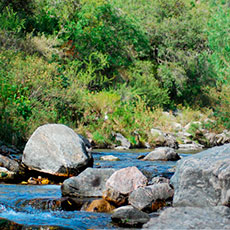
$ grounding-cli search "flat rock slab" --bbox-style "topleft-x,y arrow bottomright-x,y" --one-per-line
143,147 -> 180,161
143,206 -> 230,229
22,124 -> 93,177
61,168 -> 116,197
171,143 -> 230,207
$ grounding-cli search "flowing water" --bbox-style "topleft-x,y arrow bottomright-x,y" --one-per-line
0,149 -> 192,229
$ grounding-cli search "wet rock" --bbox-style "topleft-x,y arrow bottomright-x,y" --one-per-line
115,133 -> 131,149
22,124 -> 93,177
0,217 -> 72,229
60,197 -> 87,211
178,142 -> 204,151
0,154 -> 19,172
0,167 -> 15,180
171,143 -> 230,207
143,147 -> 180,161
100,155 -> 120,161
20,197 -> 88,211
143,206 -> 230,229
111,205 -> 150,228
61,168 -> 116,197
83,199 -> 115,213
129,183 -> 174,212
103,167 -> 147,205
103,188 -> 128,206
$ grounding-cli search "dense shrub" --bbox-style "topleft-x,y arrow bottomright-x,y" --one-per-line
57,0 -> 150,89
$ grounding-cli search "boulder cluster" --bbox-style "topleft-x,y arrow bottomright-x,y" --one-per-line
62,166 -> 174,227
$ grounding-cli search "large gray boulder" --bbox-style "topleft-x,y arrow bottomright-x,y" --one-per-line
129,183 -> 174,212
143,147 -> 180,161
61,168 -> 116,197
22,124 -> 93,177
143,206 -> 230,229
171,143 -> 230,207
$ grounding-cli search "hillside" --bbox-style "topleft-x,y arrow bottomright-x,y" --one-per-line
0,0 -> 230,149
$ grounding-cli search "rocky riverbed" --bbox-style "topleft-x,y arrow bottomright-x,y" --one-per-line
0,149 -> 185,229
1,124 -> 230,229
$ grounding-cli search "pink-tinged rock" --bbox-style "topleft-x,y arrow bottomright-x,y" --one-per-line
103,167 -> 147,205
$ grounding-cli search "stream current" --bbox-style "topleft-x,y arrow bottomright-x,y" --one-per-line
0,149 -> 191,229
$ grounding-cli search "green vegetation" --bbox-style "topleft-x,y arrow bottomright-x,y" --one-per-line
0,0 -> 230,149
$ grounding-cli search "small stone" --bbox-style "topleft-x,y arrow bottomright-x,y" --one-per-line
111,205 -> 150,227
100,155 -> 120,161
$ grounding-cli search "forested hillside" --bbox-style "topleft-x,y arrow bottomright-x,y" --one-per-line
1,0 -> 230,149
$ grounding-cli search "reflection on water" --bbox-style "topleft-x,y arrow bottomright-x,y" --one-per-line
0,150 -> 191,229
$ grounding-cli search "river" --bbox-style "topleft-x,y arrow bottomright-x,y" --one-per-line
0,149 -> 192,229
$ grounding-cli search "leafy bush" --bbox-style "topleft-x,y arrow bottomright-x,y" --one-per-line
127,61 -> 170,107
112,0 -> 212,105
0,7 -> 25,33
58,0 -> 150,85
207,1 -> 230,85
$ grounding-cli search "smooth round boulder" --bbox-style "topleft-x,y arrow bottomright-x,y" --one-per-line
103,166 -> 148,205
143,147 -> 180,161
22,124 -> 93,177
